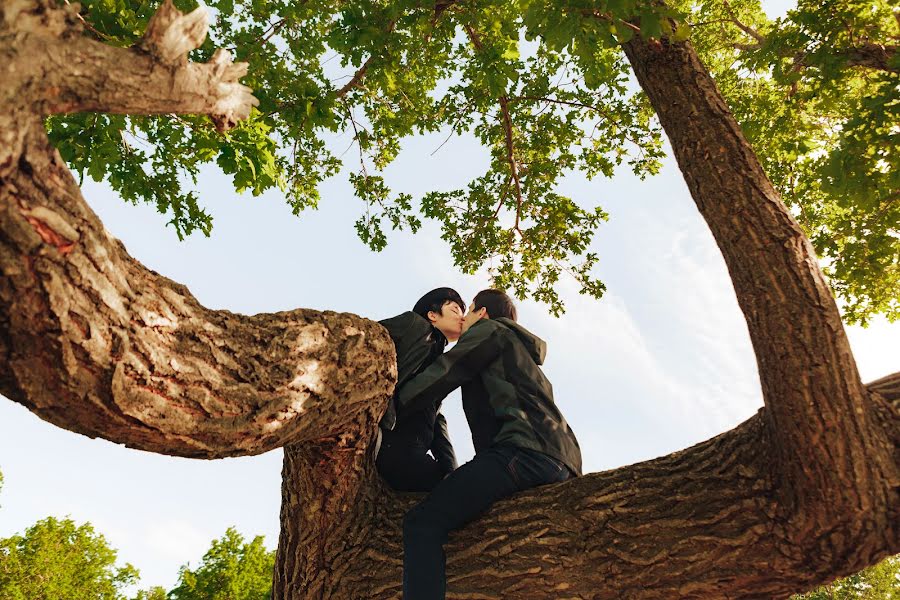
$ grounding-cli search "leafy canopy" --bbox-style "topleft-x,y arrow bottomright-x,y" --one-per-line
53,0 -> 898,318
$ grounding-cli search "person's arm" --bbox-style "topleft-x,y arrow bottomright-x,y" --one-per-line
430,412 -> 457,474
396,319 -> 506,415
378,312 -> 432,388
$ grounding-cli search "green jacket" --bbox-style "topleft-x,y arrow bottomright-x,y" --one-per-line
397,317 -> 582,476
378,312 -> 456,469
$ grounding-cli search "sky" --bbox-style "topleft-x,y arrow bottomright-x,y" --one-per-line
1,0 -> 898,593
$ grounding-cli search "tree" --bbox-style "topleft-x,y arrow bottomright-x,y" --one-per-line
0,517 -> 138,600
0,0 -> 897,598
169,528 -> 275,600
133,588 -> 169,600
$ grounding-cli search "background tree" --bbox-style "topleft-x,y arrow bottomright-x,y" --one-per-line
0,517 -> 138,600
133,588 -> 169,600
169,528 -> 275,600
0,0 -> 897,598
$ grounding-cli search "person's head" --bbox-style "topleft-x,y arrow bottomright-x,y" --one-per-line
462,289 -> 517,334
413,287 -> 466,341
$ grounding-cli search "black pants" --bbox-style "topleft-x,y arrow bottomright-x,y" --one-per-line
377,442 -> 451,493
402,446 -> 571,599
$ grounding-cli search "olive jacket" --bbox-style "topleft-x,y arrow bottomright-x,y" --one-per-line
397,317 -> 582,476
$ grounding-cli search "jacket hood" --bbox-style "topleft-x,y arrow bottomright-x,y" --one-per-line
494,317 -> 546,365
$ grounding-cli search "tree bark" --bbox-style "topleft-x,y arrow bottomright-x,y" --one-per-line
273,387 -> 895,599
620,30 -> 898,584
0,1 -> 897,599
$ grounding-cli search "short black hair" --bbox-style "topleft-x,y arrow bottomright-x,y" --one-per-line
413,287 -> 465,319
472,289 -> 517,321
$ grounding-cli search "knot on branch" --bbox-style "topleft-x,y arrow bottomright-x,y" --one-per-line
139,0 -> 256,131
140,0 -> 207,65
206,48 -> 256,132
1,0 -> 81,37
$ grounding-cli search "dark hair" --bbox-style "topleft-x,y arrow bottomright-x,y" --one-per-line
472,289 -> 517,321
413,287 -> 465,319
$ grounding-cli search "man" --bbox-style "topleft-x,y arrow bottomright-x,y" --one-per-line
376,287 -> 465,492
397,289 -> 582,599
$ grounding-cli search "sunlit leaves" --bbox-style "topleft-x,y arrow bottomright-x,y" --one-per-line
683,0 -> 899,324
51,0 -> 671,313
351,173 -> 421,252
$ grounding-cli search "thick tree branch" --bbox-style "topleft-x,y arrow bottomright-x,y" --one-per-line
621,33 -> 897,551
727,15 -> 900,75
842,43 -> 899,72
0,124 -> 396,458
869,371 -> 900,405
278,413 -> 898,598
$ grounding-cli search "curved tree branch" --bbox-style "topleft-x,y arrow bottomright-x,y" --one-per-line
620,35 -> 898,550
0,0 -> 396,459
868,371 -> 900,405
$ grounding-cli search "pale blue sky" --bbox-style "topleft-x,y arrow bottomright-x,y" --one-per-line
1,0 -> 898,592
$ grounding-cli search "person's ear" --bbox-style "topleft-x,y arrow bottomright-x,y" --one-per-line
427,310 -> 439,324
478,307 -> 488,319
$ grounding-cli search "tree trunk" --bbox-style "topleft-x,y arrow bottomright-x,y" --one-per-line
0,2 -> 897,599
620,31 -> 898,560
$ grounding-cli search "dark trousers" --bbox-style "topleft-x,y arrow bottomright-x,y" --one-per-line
377,443 -> 450,493
402,446 -> 570,599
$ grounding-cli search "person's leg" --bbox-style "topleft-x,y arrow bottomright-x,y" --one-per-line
402,447 -> 520,599
376,444 -> 446,492
403,446 -> 571,599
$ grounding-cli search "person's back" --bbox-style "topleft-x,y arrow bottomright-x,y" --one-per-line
459,316 -> 582,476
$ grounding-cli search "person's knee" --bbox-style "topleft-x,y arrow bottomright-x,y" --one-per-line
403,504 -> 446,544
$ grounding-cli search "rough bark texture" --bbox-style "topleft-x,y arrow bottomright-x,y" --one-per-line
271,379 -> 897,599
0,1 -> 898,599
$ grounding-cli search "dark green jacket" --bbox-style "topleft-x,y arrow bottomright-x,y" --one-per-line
378,312 -> 457,470
397,317 -> 582,476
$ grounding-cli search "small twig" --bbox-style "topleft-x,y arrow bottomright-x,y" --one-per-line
64,0 -> 111,40
240,18 -> 290,63
494,175 -> 512,218
430,103 -> 479,156
721,0 -> 766,44
342,101 -> 368,177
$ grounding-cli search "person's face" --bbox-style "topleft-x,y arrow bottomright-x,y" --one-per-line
428,301 -> 465,342
461,302 -> 487,335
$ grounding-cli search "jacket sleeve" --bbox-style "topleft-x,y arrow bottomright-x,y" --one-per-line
379,312 -> 433,389
430,412 -> 457,474
396,320 -> 506,415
